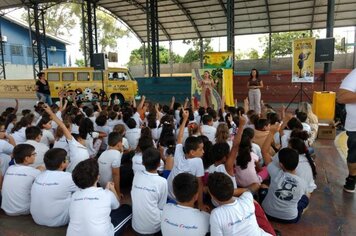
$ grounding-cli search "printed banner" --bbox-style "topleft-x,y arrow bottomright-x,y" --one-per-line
203,51 -> 233,69
292,38 -> 316,83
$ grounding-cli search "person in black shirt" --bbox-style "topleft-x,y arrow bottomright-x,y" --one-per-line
35,72 -> 53,106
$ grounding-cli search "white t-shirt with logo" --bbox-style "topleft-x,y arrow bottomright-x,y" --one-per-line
66,138 -> 89,173
125,128 -> 141,150
30,170 -> 78,226
1,164 -> 41,215
167,144 -> 204,200
53,136 -> 70,155
340,68 -> 356,131
132,153 -> 164,174
12,127 -> 27,145
161,203 -> 210,236
201,125 -> 217,143
131,171 -> 168,234
24,140 -> 49,168
262,161 -> 307,220
0,139 -> 14,175
67,187 -> 120,236
210,192 -> 271,236
98,149 -> 122,187
40,129 -> 55,147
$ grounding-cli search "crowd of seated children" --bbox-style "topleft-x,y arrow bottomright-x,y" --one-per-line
0,94 -> 321,235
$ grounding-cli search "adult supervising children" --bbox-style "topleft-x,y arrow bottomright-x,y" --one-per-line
337,68 -> 356,193
35,72 -> 53,106
247,68 -> 263,115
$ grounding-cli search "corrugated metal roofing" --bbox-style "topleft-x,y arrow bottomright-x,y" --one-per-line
1,0 -> 356,42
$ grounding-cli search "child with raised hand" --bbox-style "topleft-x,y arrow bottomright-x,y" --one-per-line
67,159 -> 131,236
261,124 -> 309,223
167,109 -> 209,212
1,144 -> 41,216
131,147 -> 168,235
37,115 -> 55,148
30,148 -> 78,227
161,173 -> 210,236
43,104 -> 89,173
208,172 -> 272,235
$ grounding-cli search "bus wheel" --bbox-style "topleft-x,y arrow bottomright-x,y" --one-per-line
111,94 -> 125,105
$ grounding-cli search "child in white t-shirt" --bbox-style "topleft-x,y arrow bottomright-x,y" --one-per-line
1,144 -> 41,216
98,132 -> 123,197
208,172 -> 271,235
124,118 -> 141,150
95,114 -> 113,151
161,173 -> 210,236
24,126 -> 48,169
131,147 -> 168,235
79,117 -> 103,158
30,148 -> 78,227
67,158 -> 132,236
37,115 -> 55,148
0,122 -> 15,175
201,114 -> 217,143
167,110 -> 209,212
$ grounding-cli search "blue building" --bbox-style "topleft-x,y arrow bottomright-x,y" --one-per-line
0,15 -> 69,67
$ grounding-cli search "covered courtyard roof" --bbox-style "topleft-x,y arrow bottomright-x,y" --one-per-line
1,0 -> 356,42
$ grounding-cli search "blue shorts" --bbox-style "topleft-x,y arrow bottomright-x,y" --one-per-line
110,204 -> 132,236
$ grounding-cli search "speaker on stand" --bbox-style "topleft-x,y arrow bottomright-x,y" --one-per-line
315,38 -> 335,91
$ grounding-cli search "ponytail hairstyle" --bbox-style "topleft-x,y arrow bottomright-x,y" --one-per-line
11,114 -> 34,133
5,113 -> 17,129
79,117 -> 94,139
289,130 -> 317,178
37,115 -> 51,130
236,133 -> 252,170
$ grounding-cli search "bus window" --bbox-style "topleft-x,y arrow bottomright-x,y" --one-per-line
93,71 -> 103,81
78,72 -> 90,81
47,72 -> 60,81
63,72 -> 74,81
109,72 -> 129,81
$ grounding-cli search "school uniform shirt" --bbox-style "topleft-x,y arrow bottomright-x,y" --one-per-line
98,149 -> 122,188
235,152 -> 261,187
67,187 -> 120,236
340,68 -> 356,131
251,143 -> 263,163
66,138 -> 89,173
125,128 -> 141,150
273,154 -> 316,193
213,120 -> 220,129
132,112 -> 142,128
210,192 -> 271,236
6,123 -> 14,134
71,124 -> 79,134
167,144 -> 204,200
40,129 -> 55,147
53,136 -> 70,155
95,125 -> 112,150
131,170 -> 168,234
132,153 -> 164,174
107,118 -> 125,129
262,161 -> 307,220
302,122 -> 312,134
1,164 -> 41,216
24,140 -> 49,168
50,111 -> 63,132
0,139 -> 14,175
30,170 -> 78,227
122,137 -> 130,151
12,127 -> 27,144
281,130 -> 292,149
85,132 -> 100,158
201,125 -> 217,143
161,203 -> 210,236
174,127 -> 189,144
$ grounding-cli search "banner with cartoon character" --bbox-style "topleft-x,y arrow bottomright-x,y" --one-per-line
203,51 -> 233,69
292,38 -> 316,83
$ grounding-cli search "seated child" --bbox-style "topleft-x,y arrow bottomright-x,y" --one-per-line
161,173 -> 210,236
24,126 -> 48,168
1,144 -> 41,215
208,172 -> 272,235
131,147 -> 168,235
67,159 -> 131,236
30,148 -> 78,227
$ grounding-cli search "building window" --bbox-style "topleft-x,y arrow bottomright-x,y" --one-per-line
27,47 -> 33,57
10,45 -> 23,56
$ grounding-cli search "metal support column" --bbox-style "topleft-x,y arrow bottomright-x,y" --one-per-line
142,42 -> 147,76
28,3 -> 48,79
268,33 -> 272,72
0,17 -> 6,79
324,0 -> 334,90
81,0 -> 98,67
227,0 -> 235,70
169,40 -> 173,76
199,38 -> 203,68
146,0 -> 160,78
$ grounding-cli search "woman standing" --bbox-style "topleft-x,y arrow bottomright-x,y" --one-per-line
35,72 -> 53,106
200,71 -> 215,108
247,69 -> 263,115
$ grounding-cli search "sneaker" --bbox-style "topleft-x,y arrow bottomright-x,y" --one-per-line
343,176 -> 355,193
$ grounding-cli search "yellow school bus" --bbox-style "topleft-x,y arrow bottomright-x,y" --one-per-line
44,67 -> 139,103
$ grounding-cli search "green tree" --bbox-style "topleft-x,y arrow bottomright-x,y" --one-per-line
182,39 -> 213,63
335,37 -> 347,53
22,3 -> 76,37
127,45 -> 182,67
259,31 -> 318,58
75,58 -> 85,67
246,48 -> 259,59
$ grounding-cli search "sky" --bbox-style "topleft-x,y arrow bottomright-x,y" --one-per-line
7,7 -> 355,67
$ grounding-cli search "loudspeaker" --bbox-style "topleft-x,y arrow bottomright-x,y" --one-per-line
91,53 -> 108,70
315,38 -> 335,62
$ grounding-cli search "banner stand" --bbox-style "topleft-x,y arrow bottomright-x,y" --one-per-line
286,83 -> 312,110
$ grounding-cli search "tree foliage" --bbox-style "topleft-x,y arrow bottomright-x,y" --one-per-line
127,45 -> 182,67
182,39 -> 213,63
259,31 -> 317,58
246,48 -> 259,59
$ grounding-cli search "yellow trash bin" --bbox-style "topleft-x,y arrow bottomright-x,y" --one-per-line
312,91 -> 336,120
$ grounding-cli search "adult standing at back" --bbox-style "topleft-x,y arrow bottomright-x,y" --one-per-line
35,72 -> 52,106
337,68 -> 356,193
247,68 -> 263,115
